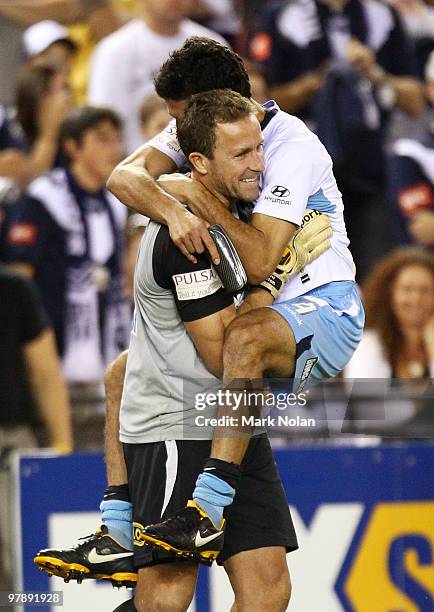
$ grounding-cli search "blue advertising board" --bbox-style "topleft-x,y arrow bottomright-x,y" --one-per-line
13,442 -> 434,611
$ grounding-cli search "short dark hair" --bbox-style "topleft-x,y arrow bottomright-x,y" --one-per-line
60,106 -> 121,143
154,37 -> 251,101
177,90 -> 256,159
59,106 -> 121,161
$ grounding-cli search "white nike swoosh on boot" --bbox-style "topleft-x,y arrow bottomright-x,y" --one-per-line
194,531 -> 222,548
88,548 -> 133,564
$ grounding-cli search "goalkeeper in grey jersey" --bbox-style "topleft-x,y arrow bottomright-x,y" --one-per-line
34,90 -> 332,612
34,40 -> 354,612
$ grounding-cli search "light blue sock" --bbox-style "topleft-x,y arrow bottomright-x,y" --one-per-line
193,472 -> 235,528
100,499 -> 133,550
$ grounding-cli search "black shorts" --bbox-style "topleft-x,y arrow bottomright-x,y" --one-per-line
123,435 -> 298,569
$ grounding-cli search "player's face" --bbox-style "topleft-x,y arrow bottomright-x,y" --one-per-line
207,115 -> 264,202
73,120 -> 124,185
391,265 -> 434,330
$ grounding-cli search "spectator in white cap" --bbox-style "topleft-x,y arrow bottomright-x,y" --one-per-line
0,0 -> 80,107
23,20 -> 77,76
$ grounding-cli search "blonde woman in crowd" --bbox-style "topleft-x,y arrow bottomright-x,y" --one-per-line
347,248 -> 434,380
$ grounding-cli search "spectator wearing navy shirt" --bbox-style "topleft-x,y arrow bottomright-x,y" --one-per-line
388,49 -> 434,248
249,0 -> 425,278
1,107 -> 130,385
0,265 -> 73,449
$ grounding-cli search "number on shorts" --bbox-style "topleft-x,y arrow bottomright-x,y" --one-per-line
292,301 -> 317,315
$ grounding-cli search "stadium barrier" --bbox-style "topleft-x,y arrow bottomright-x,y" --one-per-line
11,442 -> 434,611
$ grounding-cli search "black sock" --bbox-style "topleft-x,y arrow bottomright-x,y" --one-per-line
203,458 -> 242,490
103,484 -> 130,503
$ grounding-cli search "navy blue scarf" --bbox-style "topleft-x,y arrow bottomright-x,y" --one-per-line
65,169 -> 126,360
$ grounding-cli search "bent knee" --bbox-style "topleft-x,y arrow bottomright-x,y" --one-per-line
224,309 -> 295,374
135,589 -> 193,612
235,572 -> 291,611
225,319 -> 264,352
224,310 -> 275,354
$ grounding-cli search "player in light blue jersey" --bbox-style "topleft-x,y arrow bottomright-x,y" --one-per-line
108,37 -> 364,568
147,96 -> 360,391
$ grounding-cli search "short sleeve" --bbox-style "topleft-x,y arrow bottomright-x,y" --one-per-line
253,135 -> 314,226
2,195 -> 51,265
146,119 -> 187,169
8,273 -> 50,344
152,226 -> 233,322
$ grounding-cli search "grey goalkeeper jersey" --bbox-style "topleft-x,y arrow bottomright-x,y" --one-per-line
120,220 -> 233,443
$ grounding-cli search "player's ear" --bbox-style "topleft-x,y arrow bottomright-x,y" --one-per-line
188,151 -> 208,176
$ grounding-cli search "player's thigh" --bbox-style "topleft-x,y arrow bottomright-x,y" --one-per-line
224,546 -> 291,609
135,561 -> 198,611
224,307 -> 297,376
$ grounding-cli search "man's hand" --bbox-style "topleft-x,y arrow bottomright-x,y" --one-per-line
159,173 -> 221,264
344,36 -> 425,114
157,173 -> 192,203
345,37 -> 388,84
38,86 -> 74,137
158,172 -> 222,217
345,38 -> 378,79
166,206 -> 220,265
260,210 -> 332,298
408,210 -> 434,246
208,224 -> 247,292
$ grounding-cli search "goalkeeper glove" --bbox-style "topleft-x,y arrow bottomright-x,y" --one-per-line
208,224 -> 248,292
260,209 -> 332,299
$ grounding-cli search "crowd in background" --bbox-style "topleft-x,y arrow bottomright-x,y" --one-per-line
0,0 -> 433,458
